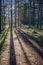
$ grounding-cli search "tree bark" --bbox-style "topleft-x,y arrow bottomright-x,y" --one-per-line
0,0 -> 1,33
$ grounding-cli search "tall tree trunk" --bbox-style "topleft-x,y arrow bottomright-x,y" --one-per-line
0,0 -> 1,33
29,0 -> 31,27
15,0 -> 16,27
3,0 -> 5,30
39,0 -> 42,29
11,0 -> 12,31
37,1 -> 39,28
18,0 -> 19,26
33,0 -> 35,25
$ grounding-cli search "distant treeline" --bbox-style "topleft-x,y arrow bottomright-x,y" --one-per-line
16,0 -> 43,29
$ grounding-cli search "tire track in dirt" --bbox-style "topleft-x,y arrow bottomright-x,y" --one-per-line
14,31 -> 31,65
15,29 -> 43,65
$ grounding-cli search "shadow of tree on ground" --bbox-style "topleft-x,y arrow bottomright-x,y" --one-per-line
9,31 -> 16,65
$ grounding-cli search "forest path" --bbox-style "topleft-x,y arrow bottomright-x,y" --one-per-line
0,29 -> 43,65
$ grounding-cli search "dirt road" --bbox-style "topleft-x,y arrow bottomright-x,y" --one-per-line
0,29 -> 43,65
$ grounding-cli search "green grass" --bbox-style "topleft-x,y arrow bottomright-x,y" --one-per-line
0,29 -> 6,40
21,25 -> 43,49
0,28 -> 9,53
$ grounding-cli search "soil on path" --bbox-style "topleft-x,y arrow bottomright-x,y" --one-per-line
0,30 -> 43,65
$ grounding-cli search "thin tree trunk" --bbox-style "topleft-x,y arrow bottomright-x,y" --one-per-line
11,0 -> 12,31
33,0 -> 35,25
15,0 -> 16,27
29,0 -> 31,27
0,0 -> 1,33
1,0 -> 5,30
40,0 -> 42,29
18,0 -> 19,26
37,1 -> 39,28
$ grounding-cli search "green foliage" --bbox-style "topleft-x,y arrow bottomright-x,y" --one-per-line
0,28 -> 8,53
22,25 -> 43,48
0,29 -> 6,40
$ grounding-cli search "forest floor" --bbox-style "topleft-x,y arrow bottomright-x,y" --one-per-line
20,25 -> 43,48
0,29 -> 43,65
